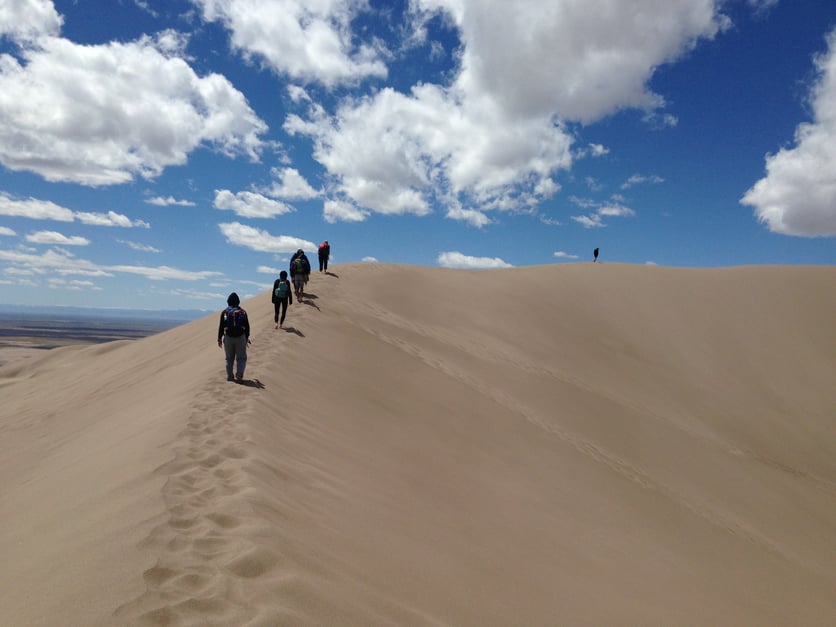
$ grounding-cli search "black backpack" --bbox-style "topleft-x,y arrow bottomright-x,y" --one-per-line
224,306 -> 248,337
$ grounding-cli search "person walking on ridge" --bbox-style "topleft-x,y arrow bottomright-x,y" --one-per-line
289,249 -> 310,299
318,240 -> 330,272
272,270 -> 293,329
593,247 -> 599,263
217,292 -> 250,382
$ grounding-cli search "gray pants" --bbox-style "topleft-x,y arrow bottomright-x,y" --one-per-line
223,334 -> 248,379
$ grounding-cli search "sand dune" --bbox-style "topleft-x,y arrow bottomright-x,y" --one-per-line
1,263 -> 834,626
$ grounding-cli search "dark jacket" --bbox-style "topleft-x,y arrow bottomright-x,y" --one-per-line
318,243 -> 330,259
271,278 -> 293,304
218,306 -> 250,340
289,253 -> 311,277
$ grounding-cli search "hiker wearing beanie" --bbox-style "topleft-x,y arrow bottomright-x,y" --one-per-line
217,292 -> 251,382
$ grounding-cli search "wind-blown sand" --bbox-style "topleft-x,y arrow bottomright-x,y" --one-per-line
1,263 -> 834,626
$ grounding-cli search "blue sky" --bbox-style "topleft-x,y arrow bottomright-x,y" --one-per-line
0,0 -> 834,310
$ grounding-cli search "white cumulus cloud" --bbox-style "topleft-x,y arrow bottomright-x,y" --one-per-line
219,221 -> 315,253
0,193 -> 74,221
437,251 -> 512,269
214,190 -> 295,218
445,207 -> 491,228
145,196 -> 196,207
572,200 -> 636,228
119,240 -> 161,253
75,211 -> 149,228
263,167 -> 319,200
741,28 -> 836,237
0,0 -> 62,43
286,0 -> 728,224
107,264 -> 221,281
414,0 -> 727,124
0,193 -> 148,227
288,83 -> 573,223
191,0 -> 387,87
0,33 -> 267,185
26,230 -> 89,246
323,199 -> 369,223
0,246 -> 220,280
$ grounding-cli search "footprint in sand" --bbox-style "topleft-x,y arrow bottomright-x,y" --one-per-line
213,466 -> 240,481
224,548 -> 279,578
220,445 -> 248,459
168,516 -> 201,531
205,512 -> 242,529
142,565 -> 178,587
171,572 -> 215,594
192,535 -> 233,557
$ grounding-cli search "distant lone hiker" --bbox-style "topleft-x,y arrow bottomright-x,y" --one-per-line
272,270 -> 293,329
318,240 -> 330,272
593,247 -> 599,263
217,292 -> 250,382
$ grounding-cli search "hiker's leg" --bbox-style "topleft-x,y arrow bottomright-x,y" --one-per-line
235,335 -> 247,378
279,299 -> 288,325
223,336 -> 235,379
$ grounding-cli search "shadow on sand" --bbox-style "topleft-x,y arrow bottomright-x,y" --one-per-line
298,294 -> 321,311
235,378 -> 265,389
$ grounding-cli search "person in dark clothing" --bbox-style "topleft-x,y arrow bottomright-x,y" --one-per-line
271,270 -> 293,329
593,247 -> 599,263
217,292 -> 250,381
289,249 -> 311,298
318,240 -> 330,272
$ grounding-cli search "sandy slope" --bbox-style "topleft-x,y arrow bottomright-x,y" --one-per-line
1,263 -> 834,626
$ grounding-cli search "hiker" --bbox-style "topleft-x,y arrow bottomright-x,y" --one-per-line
593,247 -> 599,263
289,249 -> 311,298
299,249 -> 312,282
217,292 -> 250,382
318,240 -> 330,272
272,270 -> 293,329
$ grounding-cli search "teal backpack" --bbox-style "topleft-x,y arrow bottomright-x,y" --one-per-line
274,280 -> 290,299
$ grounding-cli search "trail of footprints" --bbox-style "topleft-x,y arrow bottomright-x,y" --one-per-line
117,380 -> 277,626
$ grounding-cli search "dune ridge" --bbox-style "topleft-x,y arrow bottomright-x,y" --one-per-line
1,263 -> 835,626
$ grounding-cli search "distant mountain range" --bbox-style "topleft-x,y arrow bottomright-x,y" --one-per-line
0,304 -> 209,322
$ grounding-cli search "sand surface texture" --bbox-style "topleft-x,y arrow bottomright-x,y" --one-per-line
1,263 -> 835,626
